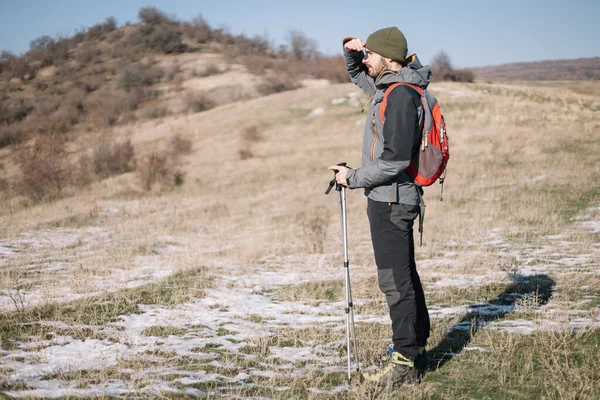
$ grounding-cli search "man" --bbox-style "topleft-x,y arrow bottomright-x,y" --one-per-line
329,26 -> 431,386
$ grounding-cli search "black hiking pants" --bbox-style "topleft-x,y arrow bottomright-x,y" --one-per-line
367,199 -> 430,361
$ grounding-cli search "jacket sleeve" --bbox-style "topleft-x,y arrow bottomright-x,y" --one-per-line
347,86 -> 420,188
342,37 -> 376,96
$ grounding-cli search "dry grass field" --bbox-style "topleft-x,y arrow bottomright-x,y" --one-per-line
1,74 -> 599,399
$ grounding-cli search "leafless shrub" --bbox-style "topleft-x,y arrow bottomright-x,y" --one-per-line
243,55 -> 279,76
29,35 -> 55,52
76,42 -> 101,64
185,91 -> 216,113
238,148 -> 253,160
193,63 -> 224,77
431,50 -> 475,83
92,137 -> 136,178
72,153 -> 93,187
9,58 -> 34,80
0,124 -> 23,148
454,68 -> 476,83
16,135 -> 69,202
102,16 -> 118,33
238,125 -> 262,160
47,104 -> 81,133
117,63 -> 164,91
299,208 -> 329,253
0,98 -> 33,124
170,134 -> 193,157
90,89 -> 145,127
138,7 -> 176,26
137,133 -> 192,190
309,56 -> 350,83
256,76 -> 300,95
137,151 -> 172,191
0,50 -> 16,74
242,125 -> 261,142
182,16 -> 212,43
35,99 -> 61,117
287,30 -> 318,61
143,105 -> 169,119
166,63 -> 181,81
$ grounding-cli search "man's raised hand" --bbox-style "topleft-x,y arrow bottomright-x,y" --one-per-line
344,38 -> 365,52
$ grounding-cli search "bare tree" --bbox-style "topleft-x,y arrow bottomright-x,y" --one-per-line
431,50 -> 475,82
286,30 -> 318,61
431,50 -> 454,81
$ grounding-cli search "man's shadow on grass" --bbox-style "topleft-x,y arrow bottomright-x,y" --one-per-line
427,273 -> 555,371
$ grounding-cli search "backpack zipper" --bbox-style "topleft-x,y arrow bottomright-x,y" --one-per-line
371,112 -> 377,160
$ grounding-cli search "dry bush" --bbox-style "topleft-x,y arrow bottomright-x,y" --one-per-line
16,135 -> 69,202
256,76 -> 300,95
431,50 -> 476,83
35,99 -> 61,118
165,63 -> 181,81
170,134 -> 193,157
0,50 -> 16,73
92,137 -> 136,178
76,42 -> 101,65
137,135 -> 192,190
117,63 -> 164,92
453,68 -> 476,83
182,16 -> 213,43
185,91 -> 216,113
237,125 -> 261,160
309,56 -> 350,83
243,55 -> 279,76
286,30 -> 318,61
142,106 -> 170,119
137,151 -> 181,191
138,7 -> 175,26
242,125 -> 261,143
9,58 -> 35,80
238,148 -> 253,160
137,9 -> 186,55
0,98 -> 33,125
0,124 -> 23,148
46,104 -> 81,133
299,208 -> 330,253
193,63 -> 224,77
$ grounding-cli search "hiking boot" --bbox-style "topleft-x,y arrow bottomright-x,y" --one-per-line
414,347 -> 430,374
362,351 -> 419,387
380,345 -> 428,375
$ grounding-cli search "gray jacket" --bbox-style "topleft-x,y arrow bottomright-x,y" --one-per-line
344,47 -> 432,205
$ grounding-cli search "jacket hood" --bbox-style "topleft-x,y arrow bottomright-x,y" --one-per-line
375,54 -> 431,90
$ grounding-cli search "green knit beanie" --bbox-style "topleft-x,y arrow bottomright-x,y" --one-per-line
365,27 -> 408,63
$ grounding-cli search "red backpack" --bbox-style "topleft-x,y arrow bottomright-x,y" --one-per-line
380,82 -> 449,199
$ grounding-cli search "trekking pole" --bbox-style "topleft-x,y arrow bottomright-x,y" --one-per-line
325,163 -> 360,383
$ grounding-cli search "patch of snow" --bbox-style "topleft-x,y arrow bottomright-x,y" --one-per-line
463,346 -> 489,352
308,107 -> 325,117
331,98 -> 346,105
532,175 -> 545,183
579,220 -> 600,233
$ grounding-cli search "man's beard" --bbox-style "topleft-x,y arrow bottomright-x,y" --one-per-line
367,59 -> 389,78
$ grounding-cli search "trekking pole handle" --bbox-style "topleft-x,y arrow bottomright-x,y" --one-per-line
325,162 -> 348,194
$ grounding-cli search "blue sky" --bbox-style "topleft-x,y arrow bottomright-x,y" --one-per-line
0,0 -> 598,67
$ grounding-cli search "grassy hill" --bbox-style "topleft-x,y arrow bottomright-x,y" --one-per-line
471,57 -> 600,81
1,9 -> 600,399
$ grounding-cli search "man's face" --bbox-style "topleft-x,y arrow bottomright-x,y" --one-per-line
362,49 -> 387,77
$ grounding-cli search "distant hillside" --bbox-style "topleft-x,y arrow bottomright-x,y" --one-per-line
471,57 -> 600,81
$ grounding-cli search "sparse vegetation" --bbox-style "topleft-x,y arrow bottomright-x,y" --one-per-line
0,6 -> 599,400
431,50 -> 475,83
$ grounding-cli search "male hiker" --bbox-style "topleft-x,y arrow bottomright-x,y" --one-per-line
329,27 -> 431,386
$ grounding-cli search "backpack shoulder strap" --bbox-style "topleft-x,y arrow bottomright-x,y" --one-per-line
379,82 -> 424,121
